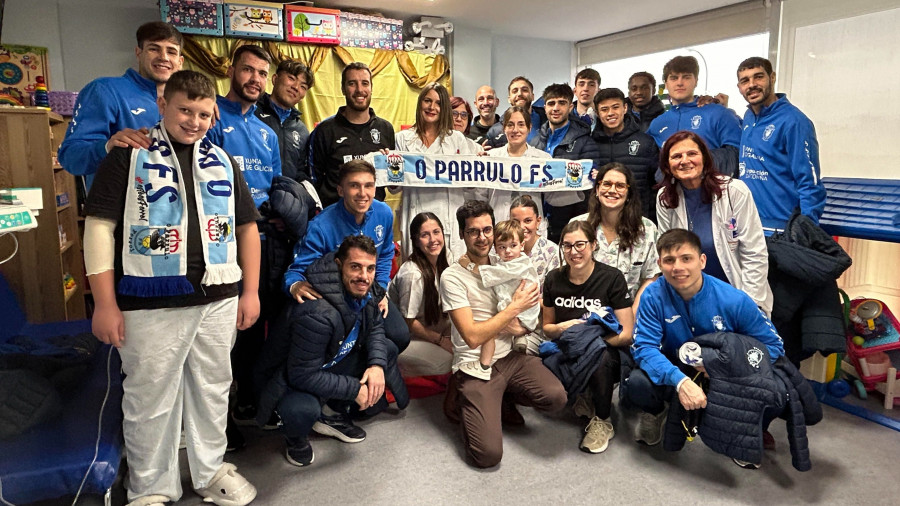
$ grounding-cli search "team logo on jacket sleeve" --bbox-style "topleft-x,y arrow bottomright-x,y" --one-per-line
763,124 -> 776,141
747,347 -> 764,368
628,140 -> 640,156
565,161 -> 583,188
691,115 -> 702,129
374,224 -> 385,241
370,128 -> 381,144
260,129 -> 272,151
386,153 -> 404,183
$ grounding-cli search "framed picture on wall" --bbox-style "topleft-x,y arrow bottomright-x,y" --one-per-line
284,6 -> 341,45
225,2 -> 284,40
160,0 -> 224,36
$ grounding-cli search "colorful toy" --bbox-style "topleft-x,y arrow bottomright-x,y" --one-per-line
843,297 -> 900,409
33,76 -> 50,109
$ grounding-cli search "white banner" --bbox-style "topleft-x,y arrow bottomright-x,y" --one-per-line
366,153 -> 594,192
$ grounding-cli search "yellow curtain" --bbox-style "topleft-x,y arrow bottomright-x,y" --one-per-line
181,35 -> 451,132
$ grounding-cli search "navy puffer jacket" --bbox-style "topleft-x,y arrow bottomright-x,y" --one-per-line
664,332 -> 821,471
591,114 -> 659,220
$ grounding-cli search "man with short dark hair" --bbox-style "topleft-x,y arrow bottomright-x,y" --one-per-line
469,85 -> 500,145
309,62 -> 396,207
572,68 -> 601,130
649,56 -> 742,177
591,88 -> 659,221
626,71 -> 665,132
284,159 -> 409,354
256,234 -> 409,467
531,83 -> 601,243
440,200 -> 567,468
623,229 -> 783,453
255,59 -> 314,182
205,45 -> 282,445
59,21 -> 184,189
484,76 -> 547,148
737,56 -> 826,231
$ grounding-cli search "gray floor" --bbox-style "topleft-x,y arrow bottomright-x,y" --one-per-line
157,393 -> 900,506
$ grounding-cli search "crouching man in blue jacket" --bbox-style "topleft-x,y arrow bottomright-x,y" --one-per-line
255,235 -> 408,467
622,229 -> 784,466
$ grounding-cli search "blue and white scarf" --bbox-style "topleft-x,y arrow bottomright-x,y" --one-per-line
118,124 -> 241,297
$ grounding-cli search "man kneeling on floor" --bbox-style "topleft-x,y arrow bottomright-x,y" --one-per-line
255,235 -> 409,466
440,200 -> 567,468
623,229 -> 785,469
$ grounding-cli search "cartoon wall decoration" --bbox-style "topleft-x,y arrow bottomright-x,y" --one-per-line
225,2 -> 284,40
405,17 -> 453,55
0,44 -> 49,106
284,5 -> 340,45
160,0 -> 224,36
340,12 -> 403,50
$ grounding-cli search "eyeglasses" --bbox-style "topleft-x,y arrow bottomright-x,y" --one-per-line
465,226 -> 493,238
598,181 -> 629,192
561,240 -> 590,252
452,111 -> 469,119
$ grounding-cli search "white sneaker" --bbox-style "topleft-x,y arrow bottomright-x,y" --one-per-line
580,416 -> 615,453
126,495 -> 169,506
195,463 -> 257,506
732,458 -> 761,469
458,360 -> 492,380
634,407 -> 667,446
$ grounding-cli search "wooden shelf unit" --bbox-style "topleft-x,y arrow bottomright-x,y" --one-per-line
0,107 -> 86,323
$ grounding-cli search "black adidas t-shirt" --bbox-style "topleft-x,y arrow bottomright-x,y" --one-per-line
542,260 -> 632,322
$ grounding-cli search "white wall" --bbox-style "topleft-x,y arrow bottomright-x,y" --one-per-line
2,0 -> 157,91
450,24 -> 573,105
491,35 -> 573,101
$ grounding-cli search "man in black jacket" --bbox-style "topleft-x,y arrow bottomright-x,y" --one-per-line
468,85 -> 500,146
531,83 -> 601,243
309,62 -> 395,206
256,235 -> 408,467
484,76 -> 546,148
255,60 -> 313,182
592,88 -> 659,221
625,71 -> 666,133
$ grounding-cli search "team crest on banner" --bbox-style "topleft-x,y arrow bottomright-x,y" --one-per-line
691,115 -> 702,129
628,140 -> 640,156
386,153 -> 405,183
370,129 -> 381,144
763,124 -> 776,141
565,161 -> 584,188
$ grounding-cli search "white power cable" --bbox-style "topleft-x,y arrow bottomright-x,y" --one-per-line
0,233 -> 19,265
71,346 -> 115,506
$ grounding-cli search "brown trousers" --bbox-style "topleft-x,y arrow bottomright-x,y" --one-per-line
451,352 -> 567,468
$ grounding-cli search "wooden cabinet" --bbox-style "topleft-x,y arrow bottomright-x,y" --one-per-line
0,108 -> 85,323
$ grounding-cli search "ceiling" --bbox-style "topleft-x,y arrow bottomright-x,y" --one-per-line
299,0 -> 748,42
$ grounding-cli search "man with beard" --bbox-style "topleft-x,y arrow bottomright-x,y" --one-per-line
59,22 -> 184,189
737,57 -> 825,231
207,44 -> 281,208
485,76 -> 547,148
205,44 -> 281,450
468,85 -> 500,146
440,200 -> 566,468
626,71 -> 666,132
531,83 -> 601,243
309,62 -> 396,207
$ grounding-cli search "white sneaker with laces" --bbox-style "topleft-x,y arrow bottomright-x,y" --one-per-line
195,463 -> 257,506
580,416 -> 615,453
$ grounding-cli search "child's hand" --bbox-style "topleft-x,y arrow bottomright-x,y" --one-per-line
93,304 -> 125,348
237,292 -> 260,330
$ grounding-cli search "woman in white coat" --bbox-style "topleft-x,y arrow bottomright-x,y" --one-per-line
656,130 -> 773,314
396,83 -> 480,260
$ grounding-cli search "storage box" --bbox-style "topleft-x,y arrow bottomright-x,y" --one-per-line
225,2 -> 284,40
0,44 -> 50,106
284,6 -> 340,45
48,91 -> 78,116
340,12 -> 403,50
160,0 -> 224,36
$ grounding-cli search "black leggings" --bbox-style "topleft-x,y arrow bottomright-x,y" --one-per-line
587,348 -> 622,419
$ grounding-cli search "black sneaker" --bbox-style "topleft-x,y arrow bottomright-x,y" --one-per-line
285,438 -> 314,467
226,417 -> 245,452
312,414 -> 366,443
232,404 -> 258,426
